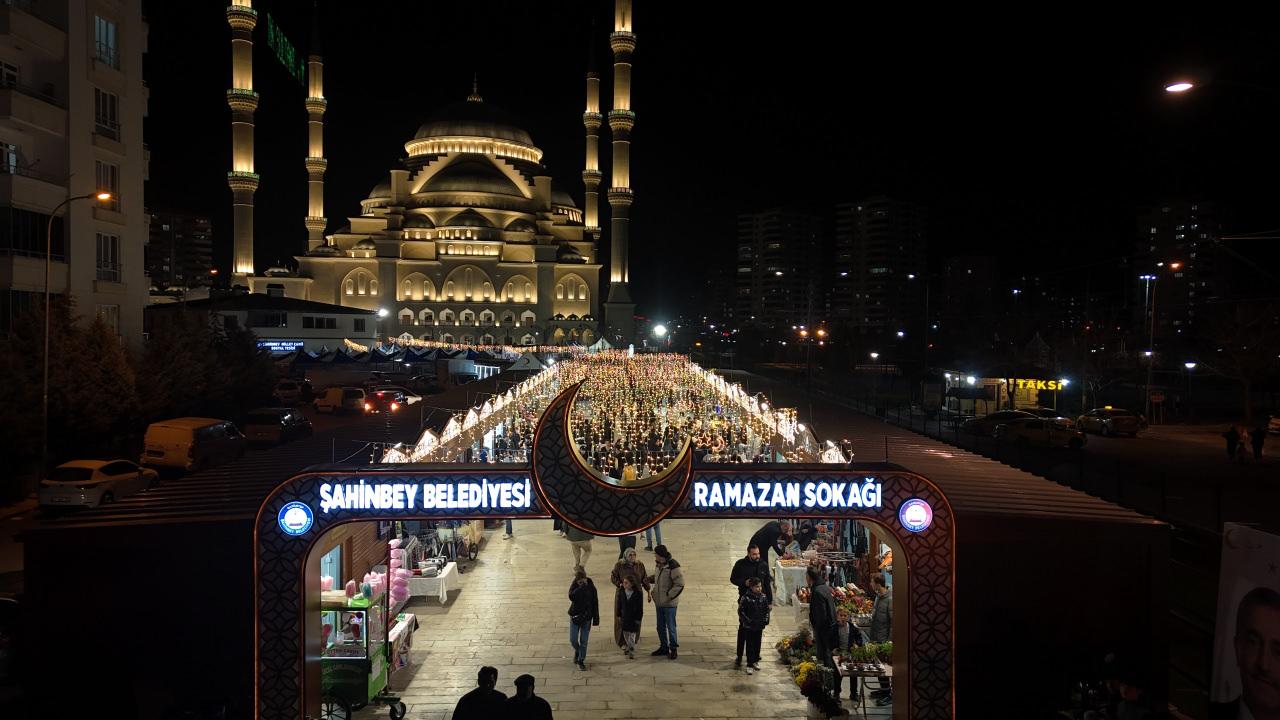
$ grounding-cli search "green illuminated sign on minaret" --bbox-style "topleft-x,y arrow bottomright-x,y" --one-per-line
265,13 -> 304,86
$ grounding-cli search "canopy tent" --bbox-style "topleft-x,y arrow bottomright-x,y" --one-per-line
586,337 -> 613,353
508,352 -> 548,372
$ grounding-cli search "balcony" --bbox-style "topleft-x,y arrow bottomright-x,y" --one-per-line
0,165 -> 66,208
0,249 -> 67,294
0,2 -> 66,56
93,41 -> 120,71
0,82 -> 67,135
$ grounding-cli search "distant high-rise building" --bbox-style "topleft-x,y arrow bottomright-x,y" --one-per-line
0,1 -> 149,342
940,256 -> 997,323
734,208 -> 823,329
145,211 -> 213,289
831,197 -> 927,336
1134,201 -> 1228,338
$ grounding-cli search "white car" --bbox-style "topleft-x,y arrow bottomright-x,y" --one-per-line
372,385 -> 423,405
39,459 -> 158,508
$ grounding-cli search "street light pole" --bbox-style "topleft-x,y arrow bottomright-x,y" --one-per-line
1145,277 -> 1158,422
42,191 -> 111,473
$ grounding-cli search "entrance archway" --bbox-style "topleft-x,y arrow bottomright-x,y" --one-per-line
255,470 -> 953,718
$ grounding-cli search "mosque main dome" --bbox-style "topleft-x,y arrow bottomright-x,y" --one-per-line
412,100 -> 536,147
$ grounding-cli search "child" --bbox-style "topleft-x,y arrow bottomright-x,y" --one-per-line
619,575 -> 644,659
737,576 -> 772,673
835,607 -> 867,701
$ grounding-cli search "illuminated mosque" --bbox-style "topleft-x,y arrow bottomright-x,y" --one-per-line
227,0 -> 639,345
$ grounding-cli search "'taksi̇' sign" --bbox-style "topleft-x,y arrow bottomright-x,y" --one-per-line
692,479 -> 883,510
317,478 -> 533,513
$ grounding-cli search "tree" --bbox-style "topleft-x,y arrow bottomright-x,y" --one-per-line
1198,301 -> 1280,423
64,315 -> 139,457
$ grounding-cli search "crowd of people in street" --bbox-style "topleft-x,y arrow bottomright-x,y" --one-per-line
454,518 -> 894,718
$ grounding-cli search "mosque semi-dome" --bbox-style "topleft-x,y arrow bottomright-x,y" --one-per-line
442,208 -> 495,228
403,214 -> 435,229
425,158 -> 523,196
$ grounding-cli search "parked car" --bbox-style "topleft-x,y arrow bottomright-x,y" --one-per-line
1269,413 -> 1280,435
408,374 -> 443,394
1076,407 -> 1145,437
140,418 -> 247,471
314,387 -> 366,414
242,408 -> 313,446
371,384 -> 422,405
994,418 -> 1086,450
39,459 -> 158,507
1022,407 -> 1077,428
272,379 -> 303,405
364,389 -> 405,414
961,410 -> 1036,437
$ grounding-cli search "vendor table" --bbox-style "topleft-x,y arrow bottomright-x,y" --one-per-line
839,662 -> 893,718
775,561 -> 808,605
407,562 -> 458,604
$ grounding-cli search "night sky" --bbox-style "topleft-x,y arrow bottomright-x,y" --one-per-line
143,2 -> 1280,318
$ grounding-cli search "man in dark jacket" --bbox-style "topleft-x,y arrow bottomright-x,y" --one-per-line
749,520 -> 792,566
807,566 -> 843,705
567,567 -> 600,670
737,577 -> 772,673
451,666 -> 507,720
506,674 -> 553,720
868,572 -> 894,705
731,544 -> 772,666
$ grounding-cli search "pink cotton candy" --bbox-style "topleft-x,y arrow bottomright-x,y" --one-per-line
345,580 -> 357,598
321,576 -> 334,591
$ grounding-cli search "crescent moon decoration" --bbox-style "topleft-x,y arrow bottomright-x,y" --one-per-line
532,381 -> 693,536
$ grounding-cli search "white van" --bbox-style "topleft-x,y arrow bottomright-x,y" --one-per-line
314,386 -> 366,414
140,417 -> 247,472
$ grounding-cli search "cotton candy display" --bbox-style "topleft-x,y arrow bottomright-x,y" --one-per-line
321,575 -> 334,591
344,579 -> 357,598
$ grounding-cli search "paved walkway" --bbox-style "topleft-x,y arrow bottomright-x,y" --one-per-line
358,518 -> 891,719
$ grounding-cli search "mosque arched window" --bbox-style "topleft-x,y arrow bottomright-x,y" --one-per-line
345,279 -> 354,295
480,310 -> 495,325
482,282 -> 493,300
524,283 -> 532,302
460,309 -> 476,326
556,284 -> 565,300
419,309 -> 434,325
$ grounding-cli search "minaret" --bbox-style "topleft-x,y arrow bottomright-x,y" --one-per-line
226,0 -> 259,280
604,0 -> 636,342
303,5 -> 328,251
582,33 -> 602,240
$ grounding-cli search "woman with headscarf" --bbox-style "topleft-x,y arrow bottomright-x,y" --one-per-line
609,547 -> 650,650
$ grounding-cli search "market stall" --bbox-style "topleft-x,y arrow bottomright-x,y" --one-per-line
407,560 -> 459,604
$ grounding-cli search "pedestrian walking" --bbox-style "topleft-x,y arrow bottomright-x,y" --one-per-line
737,576 -> 771,674
1236,424 -> 1251,463
1249,423 -> 1267,462
731,544 -> 772,666
506,674 -> 553,720
503,518 -> 514,540
564,525 -> 594,569
643,521 -> 663,551
610,547 -> 649,650
647,544 -> 685,660
1224,425 -> 1241,463
619,575 -> 644,659
567,566 -> 599,670
451,666 -> 507,720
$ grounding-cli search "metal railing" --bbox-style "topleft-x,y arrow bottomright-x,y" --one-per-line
0,163 -> 63,185
3,0 -> 67,30
0,247 -> 65,262
0,77 -> 65,108
95,262 -> 120,282
94,41 -> 119,69
94,118 -> 120,140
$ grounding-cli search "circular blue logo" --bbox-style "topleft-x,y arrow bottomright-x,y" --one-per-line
898,498 -> 934,533
278,501 -> 314,536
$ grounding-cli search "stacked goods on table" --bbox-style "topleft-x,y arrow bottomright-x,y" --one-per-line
839,642 -> 893,674
830,583 -> 874,625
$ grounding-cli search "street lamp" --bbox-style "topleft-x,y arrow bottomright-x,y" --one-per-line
653,323 -> 667,337
869,352 -> 879,361
42,191 -> 112,473
1183,361 -> 1197,370
1165,81 -> 1195,93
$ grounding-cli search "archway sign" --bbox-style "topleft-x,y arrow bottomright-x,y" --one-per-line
255,384 -> 955,719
